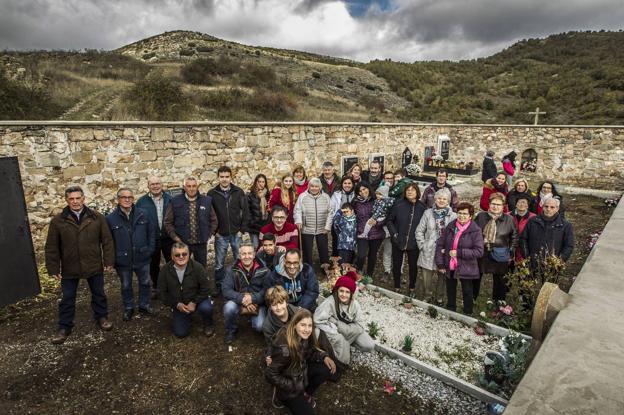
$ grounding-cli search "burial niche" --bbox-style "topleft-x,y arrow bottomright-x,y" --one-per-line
520,148 -> 538,172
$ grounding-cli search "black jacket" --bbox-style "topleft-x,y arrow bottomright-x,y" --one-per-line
482,157 -> 497,183
387,199 -> 426,251
222,260 -> 270,305
520,213 -> 574,271
208,184 -> 250,236
247,190 -> 271,233
157,259 -> 211,307
361,170 -> 383,190
473,212 -> 519,251
507,190 -> 535,212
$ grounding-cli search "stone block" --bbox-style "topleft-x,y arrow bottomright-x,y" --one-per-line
38,153 -> 60,168
152,128 -> 173,141
139,151 -> 158,161
68,129 -> 94,142
72,151 -> 93,164
63,165 -> 86,180
85,163 -> 103,175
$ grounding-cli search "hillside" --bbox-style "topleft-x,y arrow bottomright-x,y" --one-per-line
1,30 -> 623,124
366,31 -> 624,124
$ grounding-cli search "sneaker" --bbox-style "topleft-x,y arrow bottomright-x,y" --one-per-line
138,306 -> 154,315
225,331 -> 236,344
97,317 -> 113,331
50,328 -> 71,345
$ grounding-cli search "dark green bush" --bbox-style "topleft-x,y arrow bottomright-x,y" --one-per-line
124,72 -> 191,120
239,64 -> 277,88
197,46 -> 214,53
179,48 -> 195,57
142,52 -> 156,60
0,70 -> 61,120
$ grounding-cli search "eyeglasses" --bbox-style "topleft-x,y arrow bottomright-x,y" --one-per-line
273,216 -> 286,220
118,196 -> 134,200
490,203 -> 504,207
173,252 -> 189,258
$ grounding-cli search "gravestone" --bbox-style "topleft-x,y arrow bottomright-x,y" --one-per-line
437,135 -> 450,161
0,157 -> 40,307
401,147 -> 413,168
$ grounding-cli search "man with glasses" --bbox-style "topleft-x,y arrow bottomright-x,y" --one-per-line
158,242 -> 214,338
265,249 -> 319,312
136,176 -> 173,298
259,206 -> 299,251
106,188 -> 156,321
46,185 -> 115,344
164,177 -> 217,268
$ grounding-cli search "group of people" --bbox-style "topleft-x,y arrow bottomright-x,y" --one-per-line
44,157 -> 574,413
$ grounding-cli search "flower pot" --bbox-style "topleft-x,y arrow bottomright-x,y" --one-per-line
403,303 -> 413,310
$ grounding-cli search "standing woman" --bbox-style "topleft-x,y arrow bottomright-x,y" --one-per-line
293,165 -> 309,196
247,174 -> 271,250
348,163 -> 363,186
506,178 -> 534,212
266,309 -> 337,414
474,192 -> 518,303
294,178 -> 332,269
502,151 -> 517,186
269,174 -> 298,224
415,188 -> 457,304
329,176 -> 356,257
435,202 -> 484,315
531,180 -> 565,217
352,182 -> 385,277
387,183 -> 426,295
480,172 -> 509,212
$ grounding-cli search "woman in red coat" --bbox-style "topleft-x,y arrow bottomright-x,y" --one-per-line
269,174 -> 298,224
511,194 -> 536,262
480,172 -> 509,212
292,165 -> 309,196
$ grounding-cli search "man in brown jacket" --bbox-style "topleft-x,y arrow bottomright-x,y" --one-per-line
45,185 -> 115,344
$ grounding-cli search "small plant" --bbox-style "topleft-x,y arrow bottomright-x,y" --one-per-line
401,335 -> 414,352
474,320 -> 488,336
360,275 -> 373,285
427,305 -> 438,319
142,52 -> 156,60
367,322 -> 380,339
311,71 -> 321,79
179,48 -> 196,56
401,295 -> 413,309
321,288 -> 331,298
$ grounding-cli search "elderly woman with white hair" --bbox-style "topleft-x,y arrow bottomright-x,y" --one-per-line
415,188 -> 457,305
294,177 -> 333,268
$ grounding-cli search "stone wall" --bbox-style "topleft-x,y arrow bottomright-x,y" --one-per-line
1,121 -> 623,249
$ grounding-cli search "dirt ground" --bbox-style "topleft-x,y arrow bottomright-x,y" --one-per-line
0,193 -> 614,414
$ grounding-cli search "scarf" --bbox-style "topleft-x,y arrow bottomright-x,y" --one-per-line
483,211 -> 502,249
432,206 -> 451,238
539,191 -> 553,208
340,190 -> 355,205
294,177 -> 307,186
450,220 -> 471,271
256,187 -> 268,220
491,179 -> 507,194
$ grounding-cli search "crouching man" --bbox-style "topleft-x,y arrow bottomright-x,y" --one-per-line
158,242 -> 214,338
222,243 -> 270,344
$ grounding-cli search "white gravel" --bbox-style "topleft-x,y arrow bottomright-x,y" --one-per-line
356,287 -> 500,384
351,349 -> 489,415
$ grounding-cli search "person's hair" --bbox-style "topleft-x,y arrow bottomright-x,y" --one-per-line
279,173 -> 297,207
496,171 -> 507,178
355,182 -> 373,199
370,160 -> 381,167
308,177 -> 322,188
322,161 -> 334,169
504,151 -> 517,161
340,175 -> 354,188
436,169 -> 448,178
184,176 -> 198,186
284,248 -> 301,260
456,201 -> 475,216
544,197 -> 561,207
250,173 -> 268,194
271,205 -> 288,216
217,165 -> 232,176
349,163 -> 363,175
285,309 -> 321,368
537,180 -> 560,197
262,232 -> 276,243
333,287 -> 354,310
394,168 -> 407,176
116,187 -> 133,198
292,165 -> 306,178
341,202 -> 354,210
489,192 -> 506,203
514,194 -> 532,205
513,178 -> 529,192
65,185 -> 84,197
265,285 -> 289,306
384,171 -> 394,178
403,182 -> 421,200
434,188 -> 451,201
239,242 -> 255,252
171,241 -> 189,254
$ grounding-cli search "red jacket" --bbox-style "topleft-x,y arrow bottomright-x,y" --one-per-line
294,180 -> 309,196
268,188 -> 296,224
480,179 -> 509,212
259,222 -> 299,250
512,212 -> 536,261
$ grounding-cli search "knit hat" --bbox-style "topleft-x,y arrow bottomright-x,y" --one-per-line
376,185 -> 390,198
333,271 -> 359,293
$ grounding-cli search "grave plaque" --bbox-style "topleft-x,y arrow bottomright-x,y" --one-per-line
342,155 -> 359,176
401,147 -> 412,168
437,134 -> 450,161
0,157 -> 40,307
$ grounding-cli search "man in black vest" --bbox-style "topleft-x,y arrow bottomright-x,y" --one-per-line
164,176 -> 217,268
207,166 -> 250,295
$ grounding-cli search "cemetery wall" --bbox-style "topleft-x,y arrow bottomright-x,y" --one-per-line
0,121 -> 623,250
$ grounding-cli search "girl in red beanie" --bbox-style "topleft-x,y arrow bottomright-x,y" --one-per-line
313,271 -> 375,365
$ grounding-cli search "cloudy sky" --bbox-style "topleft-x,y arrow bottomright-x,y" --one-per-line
1,0 -> 623,62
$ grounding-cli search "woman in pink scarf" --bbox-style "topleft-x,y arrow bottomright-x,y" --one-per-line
435,202 -> 484,315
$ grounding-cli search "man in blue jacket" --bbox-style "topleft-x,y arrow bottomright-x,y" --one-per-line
222,243 -> 270,344
106,188 -> 156,321
265,249 -> 319,312
164,176 -> 217,268
136,176 -> 172,296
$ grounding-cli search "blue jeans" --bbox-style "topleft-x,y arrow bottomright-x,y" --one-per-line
171,298 -> 214,338
249,233 -> 260,251
223,300 -> 266,334
59,273 -> 108,330
117,264 -> 151,310
214,234 -> 242,290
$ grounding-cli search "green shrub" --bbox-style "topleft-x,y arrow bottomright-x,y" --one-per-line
142,52 -> 156,60
200,88 -> 246,109
197,46 -> 214,53
358,94 -> 385,112
239,64 -> 277,88
179,48 -> 195,57
124,72 -> 191,120
312,71 -> 321,79
245,89 -> 297,119
0,69 -> 61,120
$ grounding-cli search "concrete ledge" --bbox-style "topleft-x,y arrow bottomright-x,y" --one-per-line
505,198 -> 624,414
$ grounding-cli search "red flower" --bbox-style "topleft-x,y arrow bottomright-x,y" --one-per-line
383,380 -> 396,395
